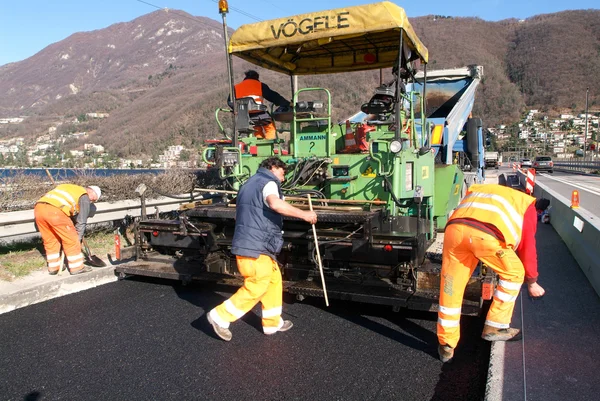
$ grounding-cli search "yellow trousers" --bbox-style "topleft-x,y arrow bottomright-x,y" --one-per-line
437,224 -> 524,348
210,254 -> 284,333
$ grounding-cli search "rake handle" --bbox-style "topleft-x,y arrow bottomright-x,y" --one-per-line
307,195 -> 329,307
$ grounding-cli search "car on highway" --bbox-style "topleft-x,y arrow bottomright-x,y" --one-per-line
520,158 -> 533,168
533,155 -> 554,173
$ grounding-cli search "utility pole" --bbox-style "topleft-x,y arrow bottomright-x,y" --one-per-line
584,87 -> 589,158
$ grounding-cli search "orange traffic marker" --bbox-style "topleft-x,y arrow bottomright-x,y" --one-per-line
114,232 -> 121,260
344,120 -> 356,148
571,190 -> 580,209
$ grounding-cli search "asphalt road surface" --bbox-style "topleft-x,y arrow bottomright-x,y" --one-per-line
0,278 -> 491,401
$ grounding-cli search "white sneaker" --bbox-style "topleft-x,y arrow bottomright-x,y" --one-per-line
207,311 -> 232,341
265,320 -> 293,335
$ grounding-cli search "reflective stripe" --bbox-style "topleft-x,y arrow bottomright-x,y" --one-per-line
209,308 -> 230,329
438,305 -> 462,316
475,193 -> 524,228
485,319 -> 510,329
498,279 -> 522,291
47,261 -> 61,268
262,306 -> 282,318
53,189 -> 77,204
69,260 -> 83,269
224,299 -> 245,319
455,201 -> 520,246
67,253 -> 84,262
263,318 -> 284,334
248,94 -> 263,104
44,193 -> 72,208
46,253 -> 60,260
494,290 -> 518,303
438,317 -> 460,327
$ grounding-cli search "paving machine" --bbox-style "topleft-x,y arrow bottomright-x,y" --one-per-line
116,1 -> 489,315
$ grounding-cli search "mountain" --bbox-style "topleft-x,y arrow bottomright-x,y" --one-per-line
0,8 -> 599,158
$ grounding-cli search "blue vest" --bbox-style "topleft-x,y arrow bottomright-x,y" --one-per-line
231,168 -> 284,259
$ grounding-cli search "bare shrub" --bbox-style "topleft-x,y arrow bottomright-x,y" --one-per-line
1,169 -> 221,211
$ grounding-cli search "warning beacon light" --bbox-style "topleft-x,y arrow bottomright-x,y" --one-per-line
218,0 -> 229,14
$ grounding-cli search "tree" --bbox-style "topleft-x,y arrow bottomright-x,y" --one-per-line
179,149 -> 190,161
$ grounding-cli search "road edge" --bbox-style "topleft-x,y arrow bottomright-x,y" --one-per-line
0,267 -> 118,315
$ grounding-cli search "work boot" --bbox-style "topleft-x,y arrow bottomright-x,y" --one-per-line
70,266 -> 93,275
207,310 -> 232,342
482,325 -> 522,341
438,344 -> 454,363
48,270 -> 58,276
265,320 -> 293,335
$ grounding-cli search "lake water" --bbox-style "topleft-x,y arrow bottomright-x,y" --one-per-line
0,168 -> 168,179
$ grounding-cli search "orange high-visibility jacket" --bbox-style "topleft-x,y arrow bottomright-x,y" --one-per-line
449,184 -> 535,249
235,79 -> 264,104
37,184 -> 87,217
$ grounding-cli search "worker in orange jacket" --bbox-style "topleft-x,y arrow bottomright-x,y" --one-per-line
229,70 -> 290,139
437,184 -> 546,363
34,184 -> 101,275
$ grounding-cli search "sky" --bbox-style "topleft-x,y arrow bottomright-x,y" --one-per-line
1,0 -> 598,66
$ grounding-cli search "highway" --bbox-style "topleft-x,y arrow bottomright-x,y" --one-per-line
496,166 -> 600,216
1,169 -> 598,400
0,278 -> 491,401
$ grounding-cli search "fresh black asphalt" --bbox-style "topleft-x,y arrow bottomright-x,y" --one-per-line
0,278 -> 491,400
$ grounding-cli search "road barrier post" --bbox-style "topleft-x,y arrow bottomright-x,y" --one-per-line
526,168 -> 536,195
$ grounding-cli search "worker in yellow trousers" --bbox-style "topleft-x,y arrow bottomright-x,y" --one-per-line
207,157 -> 317,341
437,184 -> 546,362
34,184 -> 101,275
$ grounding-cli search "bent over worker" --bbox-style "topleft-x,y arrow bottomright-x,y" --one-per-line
437,184 -> 546,363
229,69 -> 290,140
34,184 -> 101,275
207,157 -> 317,341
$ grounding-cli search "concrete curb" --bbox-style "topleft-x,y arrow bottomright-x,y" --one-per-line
484,341 -> 506,401
0,267 -> 118,315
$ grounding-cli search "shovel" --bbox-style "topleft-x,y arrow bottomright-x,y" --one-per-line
82,237 -> 107,267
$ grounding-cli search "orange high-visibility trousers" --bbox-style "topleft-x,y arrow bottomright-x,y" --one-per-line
253,121 -> 276,140
34,203 -> 85,274
210,254 -> 284,333
437,223 -> 524,348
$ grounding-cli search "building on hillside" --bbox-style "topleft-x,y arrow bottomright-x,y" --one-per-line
84,143 -> 105,153
86,112 -> 110,119
0,117 -> 25,124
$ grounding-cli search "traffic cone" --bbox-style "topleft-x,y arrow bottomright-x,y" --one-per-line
571,190 -> 580,209
344,120 -> 356,148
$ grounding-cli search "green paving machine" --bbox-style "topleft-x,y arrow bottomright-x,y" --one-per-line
117,1 -> 489,314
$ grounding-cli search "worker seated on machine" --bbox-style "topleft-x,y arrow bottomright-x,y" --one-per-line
228,70 -> 290,140
360,84 -> 396,122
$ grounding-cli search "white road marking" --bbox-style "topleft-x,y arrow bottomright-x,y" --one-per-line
538,173 -> 600,197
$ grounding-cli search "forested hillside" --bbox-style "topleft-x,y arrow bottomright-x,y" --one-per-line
0,8 -> 598,159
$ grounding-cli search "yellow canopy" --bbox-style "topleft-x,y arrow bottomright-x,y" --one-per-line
228,1 -> 428,75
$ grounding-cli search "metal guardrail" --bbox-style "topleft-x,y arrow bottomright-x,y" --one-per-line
0,195 -> 193,239
553,157 -> 600,173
